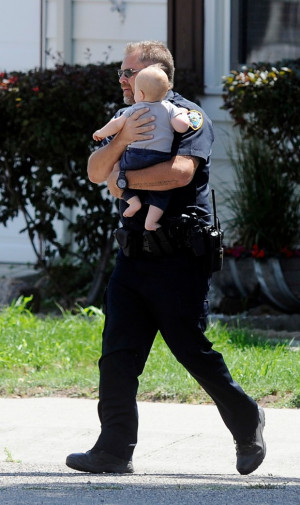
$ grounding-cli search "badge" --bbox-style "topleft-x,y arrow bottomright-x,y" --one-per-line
188,110 -> 204,131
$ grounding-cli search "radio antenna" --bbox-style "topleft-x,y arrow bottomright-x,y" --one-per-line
211,189 -> 218,230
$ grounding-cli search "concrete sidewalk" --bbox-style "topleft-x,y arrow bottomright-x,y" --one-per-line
0,398 -> 299,504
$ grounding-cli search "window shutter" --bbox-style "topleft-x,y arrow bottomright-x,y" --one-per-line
168,0 -> 204,93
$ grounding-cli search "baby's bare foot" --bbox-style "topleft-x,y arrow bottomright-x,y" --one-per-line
123,200 -> 142,218
145,223 -> 162,231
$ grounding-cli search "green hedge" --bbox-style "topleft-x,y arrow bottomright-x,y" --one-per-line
0,63 -> 125,267
222,59 -> 300,184
221,59 -> 300,253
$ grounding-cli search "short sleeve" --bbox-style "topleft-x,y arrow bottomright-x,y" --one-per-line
174,110 -> 214,161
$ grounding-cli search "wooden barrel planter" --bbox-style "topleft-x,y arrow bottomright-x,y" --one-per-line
213,256 -> 300,314
254,257 -> 300,313
214,257 -> 259,299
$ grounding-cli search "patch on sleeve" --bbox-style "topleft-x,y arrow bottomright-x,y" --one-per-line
188,110 -> 204,131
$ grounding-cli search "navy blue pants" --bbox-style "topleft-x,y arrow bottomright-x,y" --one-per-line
94,250 -> 259,460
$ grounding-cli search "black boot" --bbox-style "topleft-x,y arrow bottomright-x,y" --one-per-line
235,407 -> 266,475
66,448 -> 134,474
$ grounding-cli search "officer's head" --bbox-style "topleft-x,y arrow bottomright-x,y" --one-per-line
118,41 -> 175,105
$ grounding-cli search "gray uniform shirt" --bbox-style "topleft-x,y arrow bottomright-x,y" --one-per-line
123,100 -> 184,152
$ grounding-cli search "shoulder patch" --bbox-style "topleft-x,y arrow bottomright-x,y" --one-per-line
188,110 -> 204,131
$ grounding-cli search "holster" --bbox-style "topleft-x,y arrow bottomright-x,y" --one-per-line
113,228 -> 141,258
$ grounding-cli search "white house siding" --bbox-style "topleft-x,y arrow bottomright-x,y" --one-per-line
72,0 -> 167,65
0,0 -> 43,262
0,0 -> 41,72
43,0 -> 167,67
201,96 -> 236,229
202,0 -> 235,230
0,215 -> 65,263
45,0 -> 58,65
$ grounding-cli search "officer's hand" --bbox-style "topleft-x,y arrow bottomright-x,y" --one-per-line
118,107 -> 155,144
107,164 -> 123,198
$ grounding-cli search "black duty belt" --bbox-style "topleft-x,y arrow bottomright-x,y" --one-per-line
113,214 -> 224,273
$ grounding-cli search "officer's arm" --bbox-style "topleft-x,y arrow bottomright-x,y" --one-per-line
87,107 -> 155,183
107,155 -> 198,198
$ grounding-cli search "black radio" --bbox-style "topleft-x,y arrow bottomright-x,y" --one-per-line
166,189 -> 224,272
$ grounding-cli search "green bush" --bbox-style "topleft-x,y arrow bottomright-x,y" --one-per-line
0,63 -> 127,304
0,63 -> 124,267
222,59 -> 300,184
222,59 -> 300,252
226,137 -> 300,253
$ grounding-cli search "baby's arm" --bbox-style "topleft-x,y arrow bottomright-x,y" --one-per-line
93,114 -> 127,141
171,108 -> 190,133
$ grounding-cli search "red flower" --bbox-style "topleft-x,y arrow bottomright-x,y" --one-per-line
280,247 -> 294,258
252,244 -> 265,258
32,86 -> 39,93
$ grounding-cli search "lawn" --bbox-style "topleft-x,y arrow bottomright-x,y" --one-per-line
0,298 -> 299,408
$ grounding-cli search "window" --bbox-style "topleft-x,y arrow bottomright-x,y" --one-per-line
231,0 -> 300,68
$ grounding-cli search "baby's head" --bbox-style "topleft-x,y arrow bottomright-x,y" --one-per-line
134,65 -> 169,103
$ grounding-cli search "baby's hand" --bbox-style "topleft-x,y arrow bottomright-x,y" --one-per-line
93,130 -> 104,141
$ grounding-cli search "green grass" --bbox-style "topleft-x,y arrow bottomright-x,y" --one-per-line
0,298 -> 299,407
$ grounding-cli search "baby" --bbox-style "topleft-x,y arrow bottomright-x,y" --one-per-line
93,65 -> 190,230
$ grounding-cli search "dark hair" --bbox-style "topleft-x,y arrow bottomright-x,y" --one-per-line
125,41 -> 175,88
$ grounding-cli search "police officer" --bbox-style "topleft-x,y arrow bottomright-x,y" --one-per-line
66,41 -> 266,475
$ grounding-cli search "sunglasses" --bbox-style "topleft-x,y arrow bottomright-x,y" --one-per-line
117,68 -> 140,79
